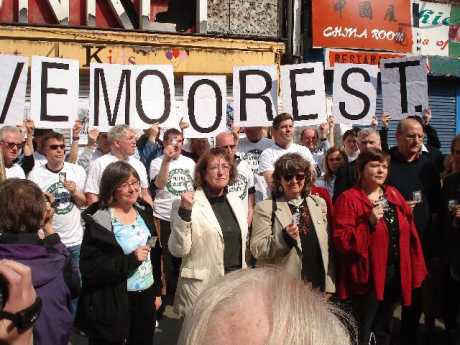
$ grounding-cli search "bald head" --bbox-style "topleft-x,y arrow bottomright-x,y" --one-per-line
396,118 -> 424,161
215,132 -> 236,157
301,127 -> 318,151
396,118 -> 423,136
178,268 -> 354,345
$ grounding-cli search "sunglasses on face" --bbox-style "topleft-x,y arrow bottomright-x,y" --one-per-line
1,141 -> 23,150
283,173 -> 306,182
48,144 -> 66,150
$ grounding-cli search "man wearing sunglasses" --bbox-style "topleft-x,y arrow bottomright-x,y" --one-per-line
0,126 -> 26,179
28,131 -> 87,306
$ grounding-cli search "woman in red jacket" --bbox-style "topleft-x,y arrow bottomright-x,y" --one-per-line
333,149 -> 427,345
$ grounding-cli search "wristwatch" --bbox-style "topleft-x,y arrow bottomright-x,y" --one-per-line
0,296 -> 42,332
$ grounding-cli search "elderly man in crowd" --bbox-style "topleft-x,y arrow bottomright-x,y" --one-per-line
0,126 -> 26,179
237,126 -> 272,202
386,117 -> 440,345
178,267 -> 354,345
84,124 -> 152,206
216,131 -> 255,224
259,113 -> 315,191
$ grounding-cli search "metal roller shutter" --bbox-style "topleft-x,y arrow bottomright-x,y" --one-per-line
376,77 -> 457,154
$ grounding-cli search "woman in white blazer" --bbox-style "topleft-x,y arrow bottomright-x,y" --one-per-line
168,148 -> 248,317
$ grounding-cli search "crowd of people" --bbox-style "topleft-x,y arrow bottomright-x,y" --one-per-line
0,107 -> 458,345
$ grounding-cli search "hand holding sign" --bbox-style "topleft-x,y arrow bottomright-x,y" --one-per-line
423,108 -> 432,126
381,113 -> 391,129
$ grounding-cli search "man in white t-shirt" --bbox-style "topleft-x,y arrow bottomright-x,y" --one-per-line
216,132 -> 255,225
0,126 -> 26,179
150,128 -> 195,304
84,125 -> 152,206
237,127 -> 272,202
28,131 -> 87,283
259,113 -> 315,193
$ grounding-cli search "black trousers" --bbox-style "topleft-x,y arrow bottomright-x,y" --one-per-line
352,265 -> 401,345
88,285 -> 156,345
159,218 -> 182,303
446,272 -> 460,332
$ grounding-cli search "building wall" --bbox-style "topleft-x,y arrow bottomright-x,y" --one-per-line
207,0 -> 280,38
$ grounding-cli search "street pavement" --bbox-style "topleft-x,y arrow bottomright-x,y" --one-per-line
70,306 -> 182,345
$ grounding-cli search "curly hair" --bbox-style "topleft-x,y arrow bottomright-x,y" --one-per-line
0,179 -> 46,233
194,148 -> 236,190
272,153 -> 312,198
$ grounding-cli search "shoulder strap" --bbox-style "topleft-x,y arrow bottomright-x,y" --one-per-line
271,195 -> 278,233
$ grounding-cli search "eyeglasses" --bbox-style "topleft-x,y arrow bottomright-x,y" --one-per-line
48,144 -> 66,150
283,173 -> 306,182
118,180 -> 140,190
208,164 -> 231,172
1,141 -> 23,150
220,145 -> 236,149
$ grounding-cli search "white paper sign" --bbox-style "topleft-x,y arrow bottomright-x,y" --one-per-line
183,75 -> 227,138
233,65 -> 277,127
332,64 -> 378,125
30,56 -> 79,128
280,62 -> 326,126
0,55 -> 28,126
90,63 -> 133,131
416,2 -> 451,56
381,57 -> 429,120
131,64 -> 177,129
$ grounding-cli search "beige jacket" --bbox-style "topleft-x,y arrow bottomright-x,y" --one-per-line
250,195 -> 336,293
168,189 -> 248,317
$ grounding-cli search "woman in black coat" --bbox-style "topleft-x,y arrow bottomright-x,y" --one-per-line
76,161 -> 162,345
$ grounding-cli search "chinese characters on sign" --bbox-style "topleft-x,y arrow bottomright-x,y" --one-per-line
313,0 -> 412,53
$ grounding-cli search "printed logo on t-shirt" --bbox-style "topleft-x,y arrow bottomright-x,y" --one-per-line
228,173 -> 248,200
166,168 -> 194,196
242,149 -> 263,173
47,182 -> 73,215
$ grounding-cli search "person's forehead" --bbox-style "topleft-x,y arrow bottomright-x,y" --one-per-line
303,129 -> 316,137
46,137 -> 64,144
3,131 -> 21,142
217,134 -> 234,145
279,119 -> 293,127
360,132 -> 379,142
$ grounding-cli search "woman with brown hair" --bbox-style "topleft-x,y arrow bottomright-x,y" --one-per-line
168,147 -> 248,317
333,148 -> 427,345
76,161 -> 162,345
315,146 -> 348,198
250,153 -> 335,293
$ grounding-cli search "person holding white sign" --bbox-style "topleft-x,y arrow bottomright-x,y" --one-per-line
0,126 -> 26,179
149,128 -> 195,306
237,127 -> 272,202
258,113 -> 315,191
216,132 -> 255,225
300,125 -> 331,177
84,125 -> 152,207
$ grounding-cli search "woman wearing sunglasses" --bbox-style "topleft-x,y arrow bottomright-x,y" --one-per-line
250,153 -> 336,294
333,149 -> 427,345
